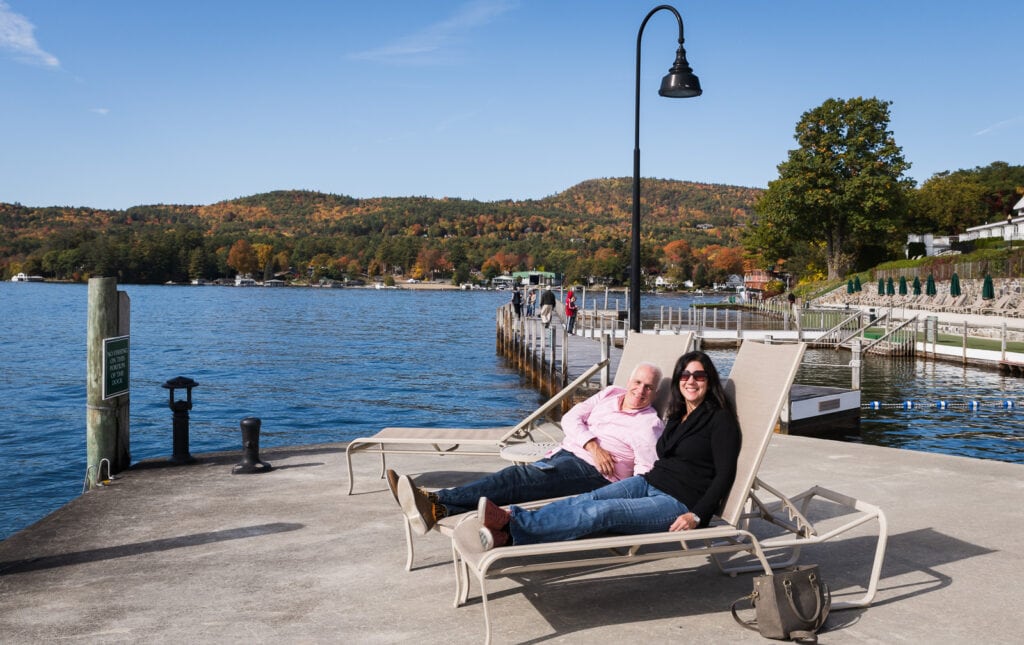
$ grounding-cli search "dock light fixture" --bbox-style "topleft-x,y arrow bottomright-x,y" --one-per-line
162,376 -> 198,464
630,4 -> 701,332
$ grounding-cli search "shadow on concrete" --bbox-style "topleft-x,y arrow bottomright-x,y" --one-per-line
0,522 -> 303,575
131,443 -> 344,471
455,526 -> 995,643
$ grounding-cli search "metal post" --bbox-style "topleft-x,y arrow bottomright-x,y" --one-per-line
233,417 -> 272,474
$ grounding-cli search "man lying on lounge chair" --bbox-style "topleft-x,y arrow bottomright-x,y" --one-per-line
475,351 -> 739,549
392,362 -> 666,535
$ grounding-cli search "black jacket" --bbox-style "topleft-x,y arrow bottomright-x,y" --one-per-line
642,400 -> 740,527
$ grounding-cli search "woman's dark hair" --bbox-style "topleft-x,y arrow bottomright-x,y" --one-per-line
665,350 -> 734,420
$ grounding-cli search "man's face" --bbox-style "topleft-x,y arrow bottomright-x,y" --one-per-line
622,366 -> 659,410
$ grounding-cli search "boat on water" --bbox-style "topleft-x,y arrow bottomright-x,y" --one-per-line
10,272 -> 44,282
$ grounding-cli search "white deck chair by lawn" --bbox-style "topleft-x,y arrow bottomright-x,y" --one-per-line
450,340 -> 887,644
390,332 -> 694,570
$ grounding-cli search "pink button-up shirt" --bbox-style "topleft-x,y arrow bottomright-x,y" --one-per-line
555,385 -> 664,482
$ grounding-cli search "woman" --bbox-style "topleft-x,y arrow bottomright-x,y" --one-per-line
477,350 -> 740,549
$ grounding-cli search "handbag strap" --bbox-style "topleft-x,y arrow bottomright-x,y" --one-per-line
783,574 -> 822,623
729,592 -> 760,633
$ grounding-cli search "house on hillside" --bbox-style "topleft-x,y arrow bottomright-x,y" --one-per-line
908,208 -> 1023,257
654,275 -> 676,290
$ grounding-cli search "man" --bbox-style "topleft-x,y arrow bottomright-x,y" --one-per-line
393,362 -> 665,535
538,288 -> 557,328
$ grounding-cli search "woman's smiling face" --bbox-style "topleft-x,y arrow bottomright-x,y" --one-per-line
678,359 -> 708,409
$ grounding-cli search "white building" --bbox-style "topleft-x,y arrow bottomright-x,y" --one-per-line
963,214 -> 1020,244
908,210 -> 1023,257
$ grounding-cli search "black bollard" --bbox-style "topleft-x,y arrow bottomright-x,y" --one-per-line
162,376 -> 198,464
232,417 -> 272,474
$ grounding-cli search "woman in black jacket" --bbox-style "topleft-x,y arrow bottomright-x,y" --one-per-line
478,350 -> 740,549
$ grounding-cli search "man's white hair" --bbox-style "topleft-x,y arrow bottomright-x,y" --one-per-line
628,361 -> 662,384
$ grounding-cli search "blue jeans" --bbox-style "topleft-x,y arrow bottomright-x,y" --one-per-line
508,476 -> 688,545
436,449 -> 609,515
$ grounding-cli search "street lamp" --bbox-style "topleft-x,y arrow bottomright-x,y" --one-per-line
630,4 -> 702,332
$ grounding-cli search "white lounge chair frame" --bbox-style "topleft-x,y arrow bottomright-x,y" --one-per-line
388,332 -> 695,570
345,360 -> 605,496
449,341 -> 888,644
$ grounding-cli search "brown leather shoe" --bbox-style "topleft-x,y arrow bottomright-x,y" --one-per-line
397,475 -> 445,535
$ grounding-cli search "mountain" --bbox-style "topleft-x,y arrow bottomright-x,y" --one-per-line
1,179 -> 763,284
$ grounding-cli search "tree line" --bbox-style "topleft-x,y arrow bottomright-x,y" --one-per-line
4,97 -> 1021,289
1,180 -> 759,287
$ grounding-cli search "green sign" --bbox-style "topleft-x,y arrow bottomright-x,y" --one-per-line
103,335 -> 130,399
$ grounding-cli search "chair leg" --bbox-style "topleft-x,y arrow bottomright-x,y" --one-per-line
404,519 -> 415,572
344,443 -> 359,495
832,507 -> 888,610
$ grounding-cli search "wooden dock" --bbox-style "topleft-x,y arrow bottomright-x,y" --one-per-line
496,303 -> 861,435
496,305 -> 625,402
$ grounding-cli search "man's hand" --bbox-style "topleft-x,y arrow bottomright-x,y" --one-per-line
669,512 -> 699,531
584,439 -> 615,477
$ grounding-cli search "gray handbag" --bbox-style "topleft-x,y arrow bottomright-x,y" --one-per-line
731,565 -> 831,643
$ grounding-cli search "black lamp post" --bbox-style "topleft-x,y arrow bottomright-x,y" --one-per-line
630,4 -> 702,332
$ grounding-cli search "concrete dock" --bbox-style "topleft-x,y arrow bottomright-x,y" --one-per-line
1,435 -> 1021,643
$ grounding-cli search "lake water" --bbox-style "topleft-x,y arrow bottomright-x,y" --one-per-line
1,283 -> 1021,541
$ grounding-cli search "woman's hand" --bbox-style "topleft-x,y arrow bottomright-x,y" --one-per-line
669,512 -> 699,531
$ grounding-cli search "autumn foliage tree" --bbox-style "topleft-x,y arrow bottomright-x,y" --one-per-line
253,243 -> 274,279
226,239 -> 258,277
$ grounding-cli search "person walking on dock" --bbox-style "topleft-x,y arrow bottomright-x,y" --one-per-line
565,288 -> 579,334
393,362 -> 665,535
511,287 -> 523,318
539,288 -> 556,327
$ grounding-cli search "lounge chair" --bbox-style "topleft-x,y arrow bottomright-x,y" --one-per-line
449,340 -> 887,643
345,360 -> 606,496
385,331 -> 695,570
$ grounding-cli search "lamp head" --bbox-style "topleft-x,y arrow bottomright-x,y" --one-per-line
659,45 -> 702,98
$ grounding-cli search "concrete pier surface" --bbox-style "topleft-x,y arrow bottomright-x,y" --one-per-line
1,436 -> 1021,644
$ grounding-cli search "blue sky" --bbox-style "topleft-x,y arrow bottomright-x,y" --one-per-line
2,1 -> 1021,210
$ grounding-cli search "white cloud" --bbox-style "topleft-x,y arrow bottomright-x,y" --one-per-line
349,0 -> 515,64
91,107 -> 110,116
0,1 -> 59,67
975,115 -> 1024,136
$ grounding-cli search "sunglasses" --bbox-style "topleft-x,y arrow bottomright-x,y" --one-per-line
679,370 -> 708,383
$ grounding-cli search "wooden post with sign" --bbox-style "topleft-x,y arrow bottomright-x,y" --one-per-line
86,277 -> 131,489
